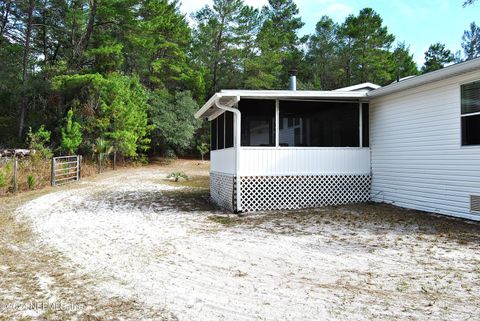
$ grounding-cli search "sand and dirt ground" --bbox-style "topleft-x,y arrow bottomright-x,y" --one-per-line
1,159 -> 480,320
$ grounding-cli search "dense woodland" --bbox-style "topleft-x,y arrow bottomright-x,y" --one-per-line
0,0 -> 478,159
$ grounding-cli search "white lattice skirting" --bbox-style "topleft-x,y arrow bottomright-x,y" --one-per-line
210,172 -> 235,211
210,173 -> 372,213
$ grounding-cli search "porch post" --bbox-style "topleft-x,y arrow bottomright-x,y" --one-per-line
215,97 -> 242,212
275,99 -> 279,147
234,98 -> 242,212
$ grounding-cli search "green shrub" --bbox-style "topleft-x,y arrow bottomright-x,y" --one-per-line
27,125 -> 53,160
27,174 -> 36,190
0,171 -> 6,188
196,143 -> 209,161
167,171 -> 189,182
5,162 -> 11,174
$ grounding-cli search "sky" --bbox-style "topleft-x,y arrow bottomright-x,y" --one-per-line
178,0 -> 480,66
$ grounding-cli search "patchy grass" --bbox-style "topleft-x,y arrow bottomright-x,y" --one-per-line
208,215 -> 242,226
161,174 -> 210,189
219,203 -> 480,246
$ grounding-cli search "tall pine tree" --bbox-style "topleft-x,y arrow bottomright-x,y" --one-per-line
462,22 -> 480,60
422,43 -> 454,73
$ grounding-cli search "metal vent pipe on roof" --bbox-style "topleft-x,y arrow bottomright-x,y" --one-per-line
288,69 -> 297,91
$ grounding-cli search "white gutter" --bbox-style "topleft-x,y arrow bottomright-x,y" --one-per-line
214,97 -> 242,213
195,93 -> 221,119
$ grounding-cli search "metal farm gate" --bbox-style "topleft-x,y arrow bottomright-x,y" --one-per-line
51,155 -> 81,186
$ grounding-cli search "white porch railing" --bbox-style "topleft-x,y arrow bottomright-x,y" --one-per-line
210,148 -> 236,175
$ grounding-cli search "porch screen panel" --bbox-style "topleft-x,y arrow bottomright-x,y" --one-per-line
362,103 -> 369,147
279,100 -> 359,147
239,99 -> 276,146
211,118 -> 217,150
218,113 -> 225,149
225,111 -> 234,148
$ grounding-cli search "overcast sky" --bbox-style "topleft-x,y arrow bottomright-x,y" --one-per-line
178,0 -> 480,66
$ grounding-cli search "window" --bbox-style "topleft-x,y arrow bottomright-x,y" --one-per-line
211,118 -> 217,150
461,81 -> 480,145
279,100 -> 360,147
239,99 -> 276,146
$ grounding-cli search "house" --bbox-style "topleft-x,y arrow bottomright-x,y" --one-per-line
194,59 -> 480,221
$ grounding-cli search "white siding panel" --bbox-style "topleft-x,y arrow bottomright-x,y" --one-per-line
239,148 -> 371,176
370,70 -> 480,220
211,148 -> 235,174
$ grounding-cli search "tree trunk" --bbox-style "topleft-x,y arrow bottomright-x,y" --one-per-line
75,0 -> 97,68
211,16 -> 225,94
18,0 -> 35,139
0,0 -> 12,36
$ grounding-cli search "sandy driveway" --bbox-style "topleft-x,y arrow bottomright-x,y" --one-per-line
15,165 -> 480,321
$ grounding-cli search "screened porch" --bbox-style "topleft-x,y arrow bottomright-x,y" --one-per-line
210,98 -> 371,177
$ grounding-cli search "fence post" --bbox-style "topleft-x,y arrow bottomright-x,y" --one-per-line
51,157 -> 55,186
13,157 -> 17,193
76,155 -> 80,181
79,155 -> 82,180
113,151 -> 116,170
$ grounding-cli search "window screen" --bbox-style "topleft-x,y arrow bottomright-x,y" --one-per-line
279,100 -> 359,147
239,99 -> 276,146
461,81 -> 480,146
225,112 -> 234,148
211,118 -> 217,150
362,103 -> 369,147
217,113 -> 225,149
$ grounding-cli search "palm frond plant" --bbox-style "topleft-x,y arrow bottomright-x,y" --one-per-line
92,138 -> 114,173
167,171 -> 189,182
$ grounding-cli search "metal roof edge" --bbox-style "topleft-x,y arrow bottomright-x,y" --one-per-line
195,90 -> 368,119
368,58 -> 480,98
333,82 -> 381,92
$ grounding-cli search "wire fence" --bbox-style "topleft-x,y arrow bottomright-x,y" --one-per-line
0,152 -> 120,194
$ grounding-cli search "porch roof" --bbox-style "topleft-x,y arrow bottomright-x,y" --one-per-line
195,89 -> 369,120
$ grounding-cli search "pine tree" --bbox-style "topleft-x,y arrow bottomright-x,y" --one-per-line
462,22 -> 480,60
389,42 -> 418,81
304,16 -> 341,90
244,0 -> 304,89
421,43 -> 454,73
192,0 -> 246,95
61,109 -> 82,155
339,8 -> 395,86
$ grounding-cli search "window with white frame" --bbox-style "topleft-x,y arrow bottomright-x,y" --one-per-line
461,81 -> 480,146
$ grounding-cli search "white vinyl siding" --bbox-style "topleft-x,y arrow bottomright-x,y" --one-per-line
370,70 -> 480,220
